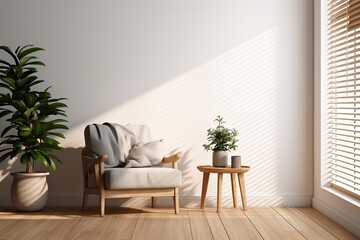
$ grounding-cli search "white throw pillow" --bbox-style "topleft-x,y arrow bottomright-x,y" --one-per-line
125,139 -> 164,168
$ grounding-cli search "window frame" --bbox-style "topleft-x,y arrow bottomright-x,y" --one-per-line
313,0 -> 360,234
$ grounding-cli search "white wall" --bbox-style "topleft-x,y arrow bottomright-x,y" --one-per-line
0,0 -> 313,208
313,0 -> 360,235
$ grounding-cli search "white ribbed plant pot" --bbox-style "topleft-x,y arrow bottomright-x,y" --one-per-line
212,151 -> 228,167
10,172 -> 49,211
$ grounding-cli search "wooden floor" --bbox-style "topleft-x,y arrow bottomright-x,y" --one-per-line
0,207 -> 358,240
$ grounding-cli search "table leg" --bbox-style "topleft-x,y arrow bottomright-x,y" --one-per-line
230,173 -> 237,208
200,172 -> 210,209
237,173 -> 247,210
217,173 -> 223,213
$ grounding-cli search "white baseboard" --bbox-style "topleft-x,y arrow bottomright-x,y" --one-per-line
312,196 -> 360,237
0,195 -> 312,208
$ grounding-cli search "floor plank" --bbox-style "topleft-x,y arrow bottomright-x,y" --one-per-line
274,208 -> 338,240
204,209 -> 229,240
299,208 -> 359,240
131,208 -> 192,240
187,209 -> 214,240
219,208 -> 262,240
0,208 -> 61,240
98,207 -> 141,240
244,208 -> 306,240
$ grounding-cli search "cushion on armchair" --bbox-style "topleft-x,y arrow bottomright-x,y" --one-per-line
104,167 -> 182,189
125,139 -> 164,168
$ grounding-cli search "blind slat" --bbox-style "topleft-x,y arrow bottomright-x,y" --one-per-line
331,158 -> 360,170
331,166 -> 360,179
329,101 -> 360,104
330,112 -> 360,116
328,58 -> 360,69
329,122 -> 360,127
329,29 -> 359,44
348,21 -> 360,31
329,95 -> 360,100
329,88 -> 360,94
330,137 -> 360,145
331,177 -> 360,191
348,0 -> 360,30
328,48 -> 360,61
330,127 -> 360,134
329,106 -> 360,109
331,132 -> 360,139
330,142 -> 360,151
329,117 -> 360,121
331,152 -> 360,162
329,0 -> 347,12
329,65 -> 360,76
330,146 -> 360,155
328,37 -> 360,55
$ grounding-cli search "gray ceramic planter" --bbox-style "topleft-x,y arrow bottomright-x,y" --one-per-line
212,151 -> 228,167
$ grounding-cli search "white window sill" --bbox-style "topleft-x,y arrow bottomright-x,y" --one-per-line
322,186 -> 360,208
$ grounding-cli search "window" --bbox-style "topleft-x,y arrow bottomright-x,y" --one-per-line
328,0 -> 360,200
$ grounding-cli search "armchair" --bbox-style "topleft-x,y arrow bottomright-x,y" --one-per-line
81,123 -> 182,216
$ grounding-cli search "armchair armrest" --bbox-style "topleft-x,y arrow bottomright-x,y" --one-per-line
162,153 -> 181,169
82,154 -> 108,166
82,148 -> 108,189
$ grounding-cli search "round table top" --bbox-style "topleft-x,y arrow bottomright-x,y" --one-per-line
197,165 -> 251,174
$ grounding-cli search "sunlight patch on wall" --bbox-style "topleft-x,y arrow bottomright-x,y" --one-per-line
60,27 -> 279,206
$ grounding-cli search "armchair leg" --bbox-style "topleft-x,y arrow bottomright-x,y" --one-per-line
151,197 -> 157,208
82,191 -> 88,211
174,187 -> 179,214
100,194 -> 105,217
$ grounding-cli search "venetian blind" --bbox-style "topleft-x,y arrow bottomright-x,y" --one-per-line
328,0 -> 360,200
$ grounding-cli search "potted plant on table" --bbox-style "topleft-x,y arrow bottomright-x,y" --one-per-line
203,115 -> 238,167
0,45 -> 68,211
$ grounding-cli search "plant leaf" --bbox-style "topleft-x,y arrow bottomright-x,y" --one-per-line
16,45 -> 34,55
47,132 -> 65,138
0,46 -> 19,65
28,79 -> 44,87
13,100 -> 27,113
17,76 -> 37,88
19,56 -> 37,67
23,107 -> 35,118
49,154 -> 63,163
24,61 -> 45,67
24,92 -> 38,108
20,153 -> 30,164
18,126 -> 31,137
18,47 -> 44,60
0,77 -> 16,89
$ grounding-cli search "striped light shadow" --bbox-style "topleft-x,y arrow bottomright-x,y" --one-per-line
41,27 -> 281,206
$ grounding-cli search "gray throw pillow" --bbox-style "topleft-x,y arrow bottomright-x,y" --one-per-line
125,139 -> 164,168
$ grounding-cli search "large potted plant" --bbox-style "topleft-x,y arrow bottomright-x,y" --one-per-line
0,45 -> 67,211
203,115 -> 238,167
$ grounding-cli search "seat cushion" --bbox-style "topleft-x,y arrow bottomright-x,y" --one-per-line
104,167 -> 182,189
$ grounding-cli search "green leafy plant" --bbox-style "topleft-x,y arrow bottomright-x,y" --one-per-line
203,115 -> 238,151
0,45 -> 68,173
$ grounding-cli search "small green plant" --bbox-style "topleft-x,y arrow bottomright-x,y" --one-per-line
203,115 -> 238,151
0,45 -> 68,173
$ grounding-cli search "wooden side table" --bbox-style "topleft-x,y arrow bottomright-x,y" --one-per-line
197,165 -> 251,213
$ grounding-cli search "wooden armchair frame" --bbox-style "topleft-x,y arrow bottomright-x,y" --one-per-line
81,149 -> 181,217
